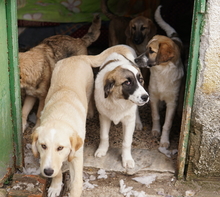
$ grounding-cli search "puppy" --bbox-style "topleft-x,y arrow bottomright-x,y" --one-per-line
135,6 -> 184,149
101,0 -> 156,55
20,14 -> 101,132
94,50 -> 149,169
31,44 -> 145,197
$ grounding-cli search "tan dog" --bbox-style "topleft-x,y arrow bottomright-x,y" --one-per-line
20,15 -> 101,133
101,0 -> 157,55
31,45 -> 141,197
135,6 -> 184,151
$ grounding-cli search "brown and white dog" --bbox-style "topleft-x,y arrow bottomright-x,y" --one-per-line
94,48 -> 149,169
135,6 -> 184,150
101,0 -> 157,56
20,14 -> 101,133
31,45 -> 145,197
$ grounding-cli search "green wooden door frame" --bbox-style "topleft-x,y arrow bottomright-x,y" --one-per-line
0,0 -> 22,184
6,0 -> 23,169
177,0 -> 206,179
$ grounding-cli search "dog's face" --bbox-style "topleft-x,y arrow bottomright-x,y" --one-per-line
32,123 -> 82,178
125,16 -> 157,45
134,35 -> 177,68
103,63 -> 149,106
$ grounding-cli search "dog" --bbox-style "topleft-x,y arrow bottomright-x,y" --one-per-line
134,6 -> 184,149
20,14 -> 101,133
31,44 -> 145,197
94,49 -> 149,169
101,0 -> 157,56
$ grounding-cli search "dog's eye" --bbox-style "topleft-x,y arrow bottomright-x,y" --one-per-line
149,48 -> 155,54
57,146 -> 63,151
132,26 -> 136,30
141,26 -> 146,31
123,80 -> 131,86
139,77 -> 144,84
41,144 -> 47,150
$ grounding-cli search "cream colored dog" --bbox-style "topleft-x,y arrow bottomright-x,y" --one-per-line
31,44 -> 141,197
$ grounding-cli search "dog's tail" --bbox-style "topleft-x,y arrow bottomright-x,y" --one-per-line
81,14 -> 101,47
154,5 -> 182,47
81,45 -> 137,68
101,0 -> 117,20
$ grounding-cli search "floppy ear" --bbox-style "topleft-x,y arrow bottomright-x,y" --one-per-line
156,43 -> 174,65
31,130 -> 39,158
104,78 -> 115,98
148,20 -> 157,39
68,134 -> 83,162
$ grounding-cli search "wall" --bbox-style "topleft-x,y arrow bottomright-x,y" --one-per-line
188,0 -> 220,177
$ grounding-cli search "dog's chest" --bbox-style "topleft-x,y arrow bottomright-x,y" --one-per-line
149,64 -> 182,99
97,99 -> 136,125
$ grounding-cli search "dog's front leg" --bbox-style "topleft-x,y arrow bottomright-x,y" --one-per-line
32,97 -> 45,132
95,114 -> 111,157
160,102 -> 177,148
48,169 -> 63,197
150,97 -> 161,137
69,149 -> 83,197
135,107 -> 143,130
22,95 -> 37,132
121,116 -> 136,169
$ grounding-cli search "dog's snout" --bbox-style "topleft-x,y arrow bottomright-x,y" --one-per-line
44,168 -> 54,176
141,94 -> 149,102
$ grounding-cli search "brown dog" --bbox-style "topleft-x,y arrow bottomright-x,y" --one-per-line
101,0 -> 157,56
20,15 -> 101,133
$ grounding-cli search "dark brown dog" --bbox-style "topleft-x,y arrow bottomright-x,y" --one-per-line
20,15 -> 101,133
101,0 -> 157,56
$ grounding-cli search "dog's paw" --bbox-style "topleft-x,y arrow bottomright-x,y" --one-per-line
122,158 -> 135,169
159,141 -> 170,148
152,129 -> 160,138
48,186 -> 62,197
135,121 -> 143,131
94,148 -> 107,158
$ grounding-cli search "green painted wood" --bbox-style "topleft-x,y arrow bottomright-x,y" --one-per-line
0,0 -> 15,183
6,0 -> 23,169
177,0 -> 206,179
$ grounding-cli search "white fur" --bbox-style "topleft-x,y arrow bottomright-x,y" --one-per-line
94,53 -> 149,169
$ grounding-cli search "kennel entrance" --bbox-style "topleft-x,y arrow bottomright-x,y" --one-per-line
0,0 -> 209,184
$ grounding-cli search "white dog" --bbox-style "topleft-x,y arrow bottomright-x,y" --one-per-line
94,51 -> 149,169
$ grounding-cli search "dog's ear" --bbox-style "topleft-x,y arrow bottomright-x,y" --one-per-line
31,129 -> 39,158
125,25 -> 131,38
104,78 -> 115,98
156,43 -> 174,65
148,20 -> 157,39
68,134 -> 83,162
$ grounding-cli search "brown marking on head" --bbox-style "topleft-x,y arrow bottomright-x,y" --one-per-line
103,66 -> 141,99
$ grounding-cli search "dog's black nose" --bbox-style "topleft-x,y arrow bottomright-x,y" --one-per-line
141,94 -> 149,102
44,168 -> 54,176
